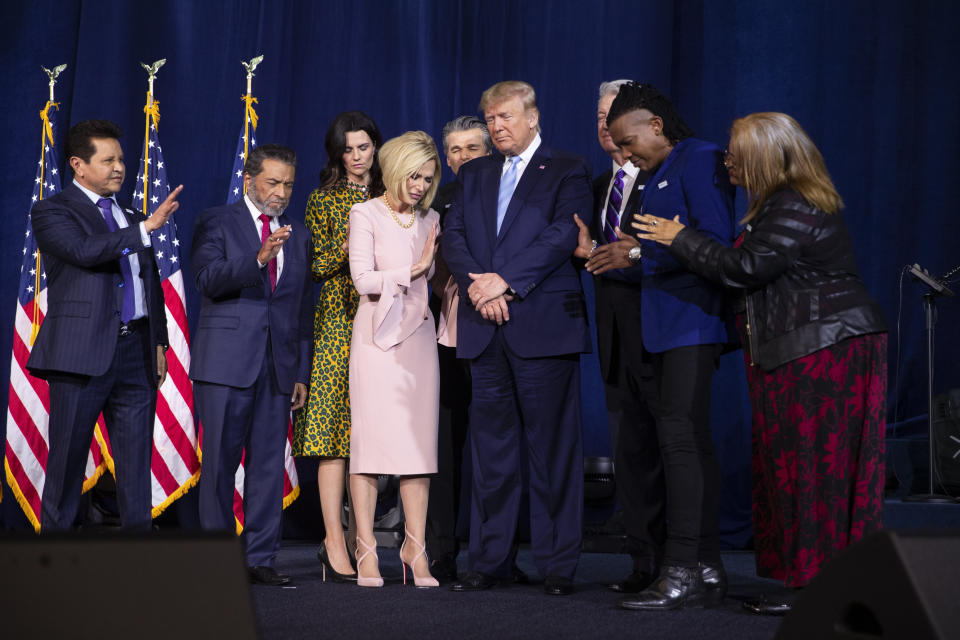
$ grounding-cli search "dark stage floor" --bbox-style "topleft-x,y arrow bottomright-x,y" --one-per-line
251,545 -> 785,640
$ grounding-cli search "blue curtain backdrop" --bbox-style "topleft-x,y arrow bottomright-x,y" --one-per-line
2,0 -> 958,535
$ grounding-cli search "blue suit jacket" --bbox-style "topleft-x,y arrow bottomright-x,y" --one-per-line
631,138 -> 735,352
442,144 -> 594,360
27,183 -> 168,381
189,200 -> 312,394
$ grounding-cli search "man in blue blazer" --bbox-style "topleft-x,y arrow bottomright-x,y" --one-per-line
443,81 -> 593,596
190,144 -> 312,586
605,82 -> 735,610
574,80 -> 662,595
28,119 -> 179,530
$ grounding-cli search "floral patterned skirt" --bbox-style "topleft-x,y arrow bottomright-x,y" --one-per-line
742,331 -> 887,587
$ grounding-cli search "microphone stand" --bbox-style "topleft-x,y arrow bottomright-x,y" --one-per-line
904,263 -> 957,503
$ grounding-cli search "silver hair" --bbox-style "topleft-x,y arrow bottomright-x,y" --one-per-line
598,79 -> 633,100
441,115 -> 493,153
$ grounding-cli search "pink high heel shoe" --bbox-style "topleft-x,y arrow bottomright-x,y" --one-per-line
400,530 -> 439,588
356,536 -> 384,588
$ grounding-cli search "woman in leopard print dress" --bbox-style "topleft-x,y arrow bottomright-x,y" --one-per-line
293,111 -> 384,581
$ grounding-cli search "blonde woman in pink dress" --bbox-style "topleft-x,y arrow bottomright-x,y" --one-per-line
348,131 -> 441,588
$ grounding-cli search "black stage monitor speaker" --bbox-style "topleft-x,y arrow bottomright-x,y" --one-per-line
0,531 -> 258,640
934,388 -> 960,493
777,530 -> 960,639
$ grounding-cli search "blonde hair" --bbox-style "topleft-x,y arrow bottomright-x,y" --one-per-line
729,112 -> 843,223
378,131 -> 441,213
479,80 -> 539,114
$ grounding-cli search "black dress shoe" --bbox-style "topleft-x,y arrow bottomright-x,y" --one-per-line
701,562 -> 727,606
608,571 -> 656,594
248,565 -> 291,586
543,575 -> 574,596
430,555 -> 460,583
449,571 -> 499,592
620,565 -> 705,611
742,594 -> 793,615
512,564 -> 530,585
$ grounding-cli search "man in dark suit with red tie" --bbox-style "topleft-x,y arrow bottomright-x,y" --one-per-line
190,144 -> 312,586
28,119 -> 180,531
443,81 -> 593,596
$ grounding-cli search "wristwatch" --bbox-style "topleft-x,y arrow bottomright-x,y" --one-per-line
628,246 -> 642,264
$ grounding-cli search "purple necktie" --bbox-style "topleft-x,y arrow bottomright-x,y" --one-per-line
97,198 -> 136,323
603,168 -> 625,244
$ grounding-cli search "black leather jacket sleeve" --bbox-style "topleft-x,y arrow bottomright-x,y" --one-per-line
668,189 -> 887,370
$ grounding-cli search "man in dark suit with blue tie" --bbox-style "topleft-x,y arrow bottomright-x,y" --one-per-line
28,119 -> 180,531
443,81 -> 593,596
190,144 -> 312,586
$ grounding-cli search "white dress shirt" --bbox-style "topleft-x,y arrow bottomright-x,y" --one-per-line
503,133 -> 543,184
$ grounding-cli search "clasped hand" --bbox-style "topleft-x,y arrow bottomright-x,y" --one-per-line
585,227 -> 639,274
467,272 -> 512,325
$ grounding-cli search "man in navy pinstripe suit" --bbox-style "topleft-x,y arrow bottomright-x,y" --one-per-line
28,120 -> 180,531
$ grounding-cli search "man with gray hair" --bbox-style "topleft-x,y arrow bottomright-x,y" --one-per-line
191,144 -> 313,586
573,80 -> 659,594
432,115 -> 493,216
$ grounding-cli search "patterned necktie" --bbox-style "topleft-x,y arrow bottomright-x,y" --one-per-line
603,168 -> 626,244
97,198 -> 136,323
496,156 -> 520,235
259,213 -> 277,291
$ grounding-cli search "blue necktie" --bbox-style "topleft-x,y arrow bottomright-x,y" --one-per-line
496,156 -> 520,235
604,168 -> 625,244
97,198 -> 136,323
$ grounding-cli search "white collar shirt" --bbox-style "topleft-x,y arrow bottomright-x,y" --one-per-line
503,133 -> 542,185
601,159 -> 641,233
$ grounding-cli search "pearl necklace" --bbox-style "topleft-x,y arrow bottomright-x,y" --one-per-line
382,194 -> 415,229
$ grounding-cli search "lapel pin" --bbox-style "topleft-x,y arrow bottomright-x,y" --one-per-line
538,165 -> 545,170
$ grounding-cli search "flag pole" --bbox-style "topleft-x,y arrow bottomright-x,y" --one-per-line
37,65 -> 65,202
33,64 -> 65,344
240,55 -> 263,196
139,59 -> 166,216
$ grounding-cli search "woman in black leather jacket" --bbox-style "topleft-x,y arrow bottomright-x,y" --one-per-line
632,112 -> 887,615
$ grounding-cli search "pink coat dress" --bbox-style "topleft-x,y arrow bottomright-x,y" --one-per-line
347,198 -> 440,474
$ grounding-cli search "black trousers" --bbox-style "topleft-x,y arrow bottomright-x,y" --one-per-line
426,344 -> 470,560
615,343 -> 721,568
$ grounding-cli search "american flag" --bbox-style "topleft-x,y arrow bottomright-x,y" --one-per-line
4,101 -> 110,529
130,96 -> 201,515
223,93 -> 300,530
